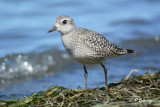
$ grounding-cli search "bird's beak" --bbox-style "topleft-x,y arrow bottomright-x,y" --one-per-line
48,26 -> 57,33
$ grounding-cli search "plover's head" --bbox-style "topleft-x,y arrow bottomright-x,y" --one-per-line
48,15 -> 76,34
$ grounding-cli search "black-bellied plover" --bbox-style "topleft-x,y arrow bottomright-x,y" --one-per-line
48,15 -> 134,90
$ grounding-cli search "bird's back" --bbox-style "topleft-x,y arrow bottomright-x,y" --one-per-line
74,28 -> 128,58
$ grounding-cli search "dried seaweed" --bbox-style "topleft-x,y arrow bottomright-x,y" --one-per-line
0,71 -> 160,107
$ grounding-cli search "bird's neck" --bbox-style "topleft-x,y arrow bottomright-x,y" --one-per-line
61,28 -> 75,36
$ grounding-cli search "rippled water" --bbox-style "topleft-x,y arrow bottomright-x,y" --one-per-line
0,0 -> 160,101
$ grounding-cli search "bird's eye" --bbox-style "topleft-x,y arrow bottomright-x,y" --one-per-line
62,20 -> 67,24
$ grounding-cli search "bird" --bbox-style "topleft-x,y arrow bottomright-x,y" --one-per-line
48,15 -> 134,90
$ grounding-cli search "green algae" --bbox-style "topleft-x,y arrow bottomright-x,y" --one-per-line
0,70 -> 160,107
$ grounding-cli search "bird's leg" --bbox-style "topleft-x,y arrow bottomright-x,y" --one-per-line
100,63 -> 108,89
83,65 -> 88,90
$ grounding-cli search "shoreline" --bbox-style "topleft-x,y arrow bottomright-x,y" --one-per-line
0,70 -> 160,107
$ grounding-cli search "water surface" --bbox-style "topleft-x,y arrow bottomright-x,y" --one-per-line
0,0 -> 160,101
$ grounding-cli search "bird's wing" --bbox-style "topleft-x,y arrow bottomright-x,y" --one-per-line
78,28 -> 127,58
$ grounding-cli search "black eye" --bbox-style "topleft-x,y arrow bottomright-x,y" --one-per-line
62,20 -> 67,24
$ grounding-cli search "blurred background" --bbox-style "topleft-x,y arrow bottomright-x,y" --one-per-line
0,0 -> 160,101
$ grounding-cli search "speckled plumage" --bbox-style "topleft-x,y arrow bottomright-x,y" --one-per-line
48,15 -> 134,89
61,25 -> 128,64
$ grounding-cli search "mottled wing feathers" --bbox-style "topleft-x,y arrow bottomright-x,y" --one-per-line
77,28 -> 127,58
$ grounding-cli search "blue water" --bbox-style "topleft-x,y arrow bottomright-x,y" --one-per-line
0,0 -> 160,101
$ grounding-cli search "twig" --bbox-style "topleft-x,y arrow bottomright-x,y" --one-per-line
126,69 -> 139,80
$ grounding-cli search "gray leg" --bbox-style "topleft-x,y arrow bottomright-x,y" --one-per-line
100,63 -> 108,89
83,65 -> 88,90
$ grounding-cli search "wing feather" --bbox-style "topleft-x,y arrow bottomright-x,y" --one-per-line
77,28 -> 127,58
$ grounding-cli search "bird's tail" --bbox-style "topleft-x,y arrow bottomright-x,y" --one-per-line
126,49 -> 135,53
114,47 -> 135,56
